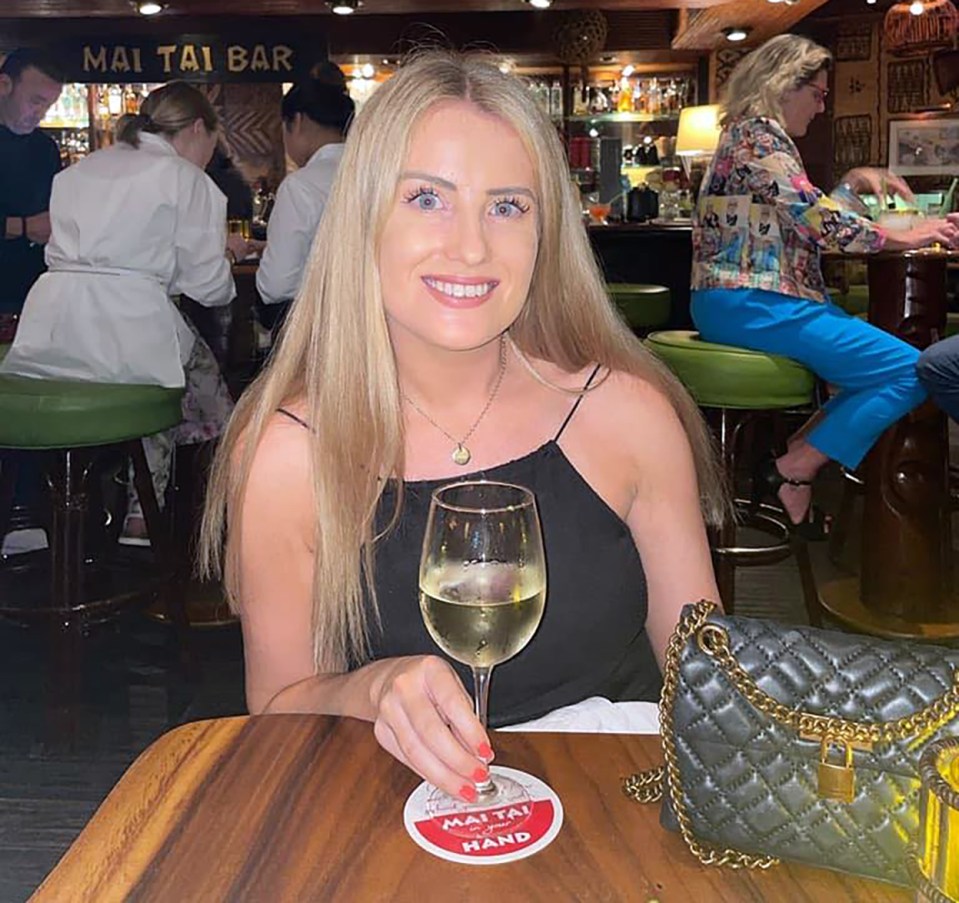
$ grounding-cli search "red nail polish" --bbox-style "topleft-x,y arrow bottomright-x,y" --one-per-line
478,742 -> 493,760
460,784 -> 478,803
472,766 -> 489,783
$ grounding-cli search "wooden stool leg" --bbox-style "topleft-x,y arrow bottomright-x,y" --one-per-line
128,439 -> 195,676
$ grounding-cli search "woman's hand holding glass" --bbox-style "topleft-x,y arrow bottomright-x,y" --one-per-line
883,214 -> 959,252
370,654 -> 493,804
842,166 -> 915,204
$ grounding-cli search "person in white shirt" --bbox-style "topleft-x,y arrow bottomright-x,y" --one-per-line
255,78 -> 354,331
0,81 -> 251,542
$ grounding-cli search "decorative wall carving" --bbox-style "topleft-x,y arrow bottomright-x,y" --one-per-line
710,47 -> 750,99
835,21 -> 873,61
888,59 -> 929,114
834,114 -> 874,173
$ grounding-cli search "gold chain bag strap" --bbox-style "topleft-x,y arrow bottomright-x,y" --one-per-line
624,601 -> 959,885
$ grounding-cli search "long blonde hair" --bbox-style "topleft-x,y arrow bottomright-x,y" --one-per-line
199,50 -> 728,674
720,34 -> 831,128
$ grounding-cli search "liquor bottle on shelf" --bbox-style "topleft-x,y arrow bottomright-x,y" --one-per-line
95,86 -> 110,123
123,85 -> 139,115
588,85 -> 609,115
616,76 -> 633,114
632,79 -> 646,115
647,79 -> 661,117
549,79 -> 563,119
572,80 -> 588,116
107,84 -> 123,117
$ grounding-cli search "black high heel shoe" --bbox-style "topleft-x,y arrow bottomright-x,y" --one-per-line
751,455 -> 831,542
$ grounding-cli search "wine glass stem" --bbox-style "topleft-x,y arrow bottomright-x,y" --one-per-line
472,665 -> 495,796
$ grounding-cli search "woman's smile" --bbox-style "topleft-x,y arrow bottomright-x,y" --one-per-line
421,275 -> 500,307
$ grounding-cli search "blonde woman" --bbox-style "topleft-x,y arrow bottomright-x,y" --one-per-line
1,82 -> 250,540
692,34 -> 959,540
201,52 -> 725,804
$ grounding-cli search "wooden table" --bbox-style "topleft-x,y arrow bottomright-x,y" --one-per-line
31,715 -> 910,902
821,250 -> 959,639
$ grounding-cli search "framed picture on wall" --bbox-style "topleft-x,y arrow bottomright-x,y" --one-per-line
888,117 -> 959,176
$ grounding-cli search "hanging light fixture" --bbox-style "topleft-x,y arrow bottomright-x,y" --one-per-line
884,0 -> 959,56
525,0 -> 554,8
134,0 -> 164,13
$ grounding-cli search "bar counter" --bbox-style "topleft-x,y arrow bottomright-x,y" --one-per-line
588,220 -> 693,329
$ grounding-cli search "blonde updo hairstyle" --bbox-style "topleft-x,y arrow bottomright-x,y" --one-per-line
720,34 -> 832,128
200,50 -> 729,673
116,80 -> 218,148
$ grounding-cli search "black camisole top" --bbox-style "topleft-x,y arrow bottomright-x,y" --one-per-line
279,371 -> 661,727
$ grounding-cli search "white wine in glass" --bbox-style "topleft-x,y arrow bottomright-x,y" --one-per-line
419,480 -> 546,814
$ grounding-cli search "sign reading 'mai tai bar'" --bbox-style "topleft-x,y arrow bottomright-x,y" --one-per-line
60,33 -> 324,83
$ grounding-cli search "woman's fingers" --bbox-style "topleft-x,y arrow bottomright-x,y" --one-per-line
884,172 -> 916,203
421,657 -> 494,764
378,699 -> 484,802
372,656 -> 493,801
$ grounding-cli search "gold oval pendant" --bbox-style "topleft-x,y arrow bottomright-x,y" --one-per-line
452,444 -> 471,466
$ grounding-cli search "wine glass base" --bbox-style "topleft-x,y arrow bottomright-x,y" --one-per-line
403,765 -> 565,866
425,771 -> 532,836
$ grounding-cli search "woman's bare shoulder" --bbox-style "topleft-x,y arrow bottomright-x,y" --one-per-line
577,367 -> 691,456
239,404 -> 314,526
593,366 -> 675,411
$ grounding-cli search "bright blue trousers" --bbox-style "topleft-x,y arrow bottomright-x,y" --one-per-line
691,288 -> 927,469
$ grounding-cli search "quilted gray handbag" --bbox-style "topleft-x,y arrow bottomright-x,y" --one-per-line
624,601 -> 959,887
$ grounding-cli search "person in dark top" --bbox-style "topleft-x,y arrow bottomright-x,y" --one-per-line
199,52 -> 726,805
206,142 -> 253,221
0,49 -> 63,330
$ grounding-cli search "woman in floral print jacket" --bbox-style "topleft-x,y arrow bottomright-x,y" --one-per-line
691,34 -> 959,539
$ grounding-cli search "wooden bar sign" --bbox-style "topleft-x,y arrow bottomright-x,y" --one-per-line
61,33 -> 323,83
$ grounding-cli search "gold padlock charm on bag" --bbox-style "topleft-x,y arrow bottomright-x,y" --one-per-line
818,738 -> 855,803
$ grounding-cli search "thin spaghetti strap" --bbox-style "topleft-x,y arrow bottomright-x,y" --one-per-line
277,407 -> 311,430
553,364 -> 603,441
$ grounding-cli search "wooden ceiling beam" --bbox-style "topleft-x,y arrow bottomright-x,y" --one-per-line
672,0 -> 833,51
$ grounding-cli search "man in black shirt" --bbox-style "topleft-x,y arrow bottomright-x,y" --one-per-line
0,48 -> 63,334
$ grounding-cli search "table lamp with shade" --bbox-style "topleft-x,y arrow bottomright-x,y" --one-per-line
675,103 -> 722,202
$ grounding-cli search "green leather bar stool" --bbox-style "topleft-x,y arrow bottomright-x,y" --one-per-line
0,374 -> 189,687
607,283 -> 671,335
645,330 -> 823,625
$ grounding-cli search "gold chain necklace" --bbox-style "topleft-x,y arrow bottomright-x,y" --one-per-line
403,337 -> 507,466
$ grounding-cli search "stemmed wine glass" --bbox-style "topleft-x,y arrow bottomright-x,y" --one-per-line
418,480 -> 547,817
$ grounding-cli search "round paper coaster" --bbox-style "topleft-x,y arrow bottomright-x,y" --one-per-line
403,765 -> 564,865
